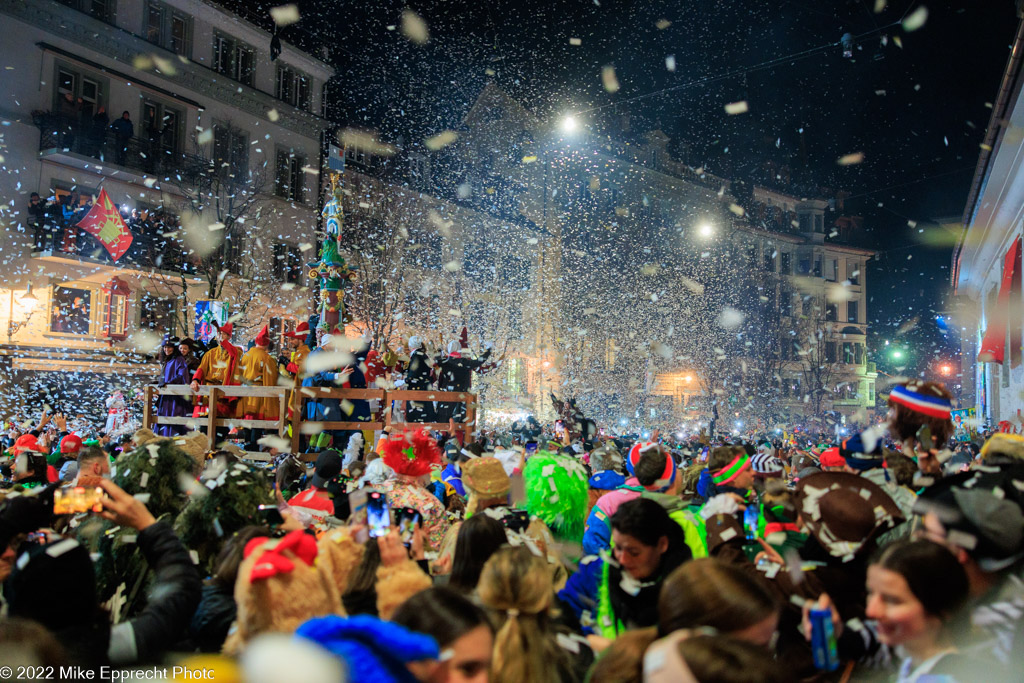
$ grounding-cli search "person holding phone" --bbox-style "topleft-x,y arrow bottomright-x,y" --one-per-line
3,479 -> 202,666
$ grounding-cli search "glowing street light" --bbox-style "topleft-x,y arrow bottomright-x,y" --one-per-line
940,364 -> 952,375
891,350 -> 904,360
699,223 -> 714,238
561,115 -> 578,133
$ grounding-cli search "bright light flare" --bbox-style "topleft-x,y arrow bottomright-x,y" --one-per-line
561,115 -> 578,133
699,223 -> 714,238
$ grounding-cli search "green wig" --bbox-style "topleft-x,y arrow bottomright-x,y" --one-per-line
522,450 -> 589,541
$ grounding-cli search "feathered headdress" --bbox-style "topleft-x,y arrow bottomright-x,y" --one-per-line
382,429 -> 442,477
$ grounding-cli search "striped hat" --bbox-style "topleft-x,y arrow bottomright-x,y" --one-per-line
751,452 -> 784,477
888,384 -> 952,419
626,441 -> 660,476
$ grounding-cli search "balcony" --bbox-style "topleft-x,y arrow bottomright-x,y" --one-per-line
33,113 -> 208,186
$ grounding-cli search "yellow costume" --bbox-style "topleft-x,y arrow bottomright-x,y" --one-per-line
191,341 -> 241,417
238,344 -> 279,420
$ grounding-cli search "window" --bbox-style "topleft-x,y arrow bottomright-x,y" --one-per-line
144,2 -> 192,56
798,258 -> 810,275
139,292 -> 176,331
213,123 -> 249,179
855,343 -> 865,364
848,260 -> 860,285
825,303 -> 837,321
50,286 -> 93,335
825,258 -> 838,282
825,341 -> 837,363
275,149 -> 306,202
799,214 -> 812,232
142,99 -> 182,154
272,244 -> 304,284
847,300 -> 858,323
779,286 -> 793,316
802,296 -> 813,316
747,245 -> 757,264
868,382 -> 875,402
814,215 -> 824,233
813,257 -> 822,278
763,250 -> 775,272
843,342 -> 854,364
213,33 -> 255,86
780,252 -> 792,275
409,152 -> 430,188
55,65 -> 105,117
276,65 -> 312,111
345,145 -> 368,167
58,0 -> 116,23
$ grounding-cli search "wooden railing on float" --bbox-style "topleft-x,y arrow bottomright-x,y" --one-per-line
142,385 -> 477,462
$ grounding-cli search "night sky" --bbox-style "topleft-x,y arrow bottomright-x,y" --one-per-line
236,0 -> 1019,373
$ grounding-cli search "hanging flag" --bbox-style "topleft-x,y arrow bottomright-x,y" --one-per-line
75,188 -> 133,261
328,144 -> 346,172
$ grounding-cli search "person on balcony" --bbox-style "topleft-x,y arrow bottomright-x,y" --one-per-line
56,91 -> 80,150
156,334 -> 192,437
110,110 -> 133,166
178,337 -> 201,374
237,325 -> 280,452
28,192 -> 46,251
86,105 -> 108,159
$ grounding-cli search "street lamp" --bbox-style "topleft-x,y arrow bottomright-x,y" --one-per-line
699,223 -> 714,238
561,115 -> 578,133
891,350 -> 903,360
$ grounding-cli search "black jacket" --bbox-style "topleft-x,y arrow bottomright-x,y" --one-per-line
189,583 -> 236,653
405,349 -> 434,390
436,349 -> 491,392
108,520 -> 203,663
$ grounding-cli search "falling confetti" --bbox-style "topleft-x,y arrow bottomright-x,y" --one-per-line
902,6 -> 928,32
269,4 -> 300,26
602,65 -> 620,93
402,9 -> 430,44
724,101 -> 749,115
837,152 -> 865,166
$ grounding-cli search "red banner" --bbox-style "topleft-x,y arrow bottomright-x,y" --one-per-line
75,188 -> 133,261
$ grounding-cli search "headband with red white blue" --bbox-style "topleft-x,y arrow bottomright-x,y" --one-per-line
889,385 -> 952,419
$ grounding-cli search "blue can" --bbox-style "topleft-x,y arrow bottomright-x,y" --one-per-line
809,607 -> 839,671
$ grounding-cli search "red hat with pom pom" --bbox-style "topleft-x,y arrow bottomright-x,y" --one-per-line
382,429 -> 442,477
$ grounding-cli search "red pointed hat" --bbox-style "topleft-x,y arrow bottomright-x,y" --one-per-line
382,429 -> 443,477
255,325 -> 270,347
285,321 -> 310,338
219,322 -> 233,337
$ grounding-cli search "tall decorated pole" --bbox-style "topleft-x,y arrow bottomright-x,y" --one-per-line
310,173 -> 356,333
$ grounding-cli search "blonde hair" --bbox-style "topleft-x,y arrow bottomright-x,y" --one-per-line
477,546 -> 572,683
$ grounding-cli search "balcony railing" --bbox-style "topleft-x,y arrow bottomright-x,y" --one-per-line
34,113 -> 209,185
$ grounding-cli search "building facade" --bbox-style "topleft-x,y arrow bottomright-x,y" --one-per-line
953,13 -> 1024,426
0,0 -> 334,414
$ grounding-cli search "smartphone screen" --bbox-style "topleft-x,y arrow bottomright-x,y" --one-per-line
257,504 -> 285,528
743,505 -> 759,541
525,441 -> 538,454
54,486 -> 103,515
366,491 -> 391,538
916,424 -> 934,450
397,507 -> 422,546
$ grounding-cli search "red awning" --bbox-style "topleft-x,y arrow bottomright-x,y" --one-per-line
979,236 -> 1022,364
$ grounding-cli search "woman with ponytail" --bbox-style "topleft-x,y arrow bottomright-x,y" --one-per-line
477,546 -> 594,683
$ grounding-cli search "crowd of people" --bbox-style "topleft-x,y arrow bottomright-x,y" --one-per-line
1,371 -> 1022,682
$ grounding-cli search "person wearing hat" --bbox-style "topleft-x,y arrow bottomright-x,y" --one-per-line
280,321 -> 312,380
587,442 -> 626,515
381,429 -> 448,551
156,333 -> 193,437
54,432 -> 83,483
6,434 -> 52,486
434,336 -> 492,424
178,337 -> 201,373
914,474 -> 1024,666
440,439 -> 473,497
581,441 -> 656,556
288,449 -> 343,522
189,322 -> 242,428
403,336 -> 436,424
818,446 -> 846,472
237,325 -> 280,451
750,450 -> 786,492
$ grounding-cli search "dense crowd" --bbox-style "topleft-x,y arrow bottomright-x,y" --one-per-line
1,376 -> 1022,683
